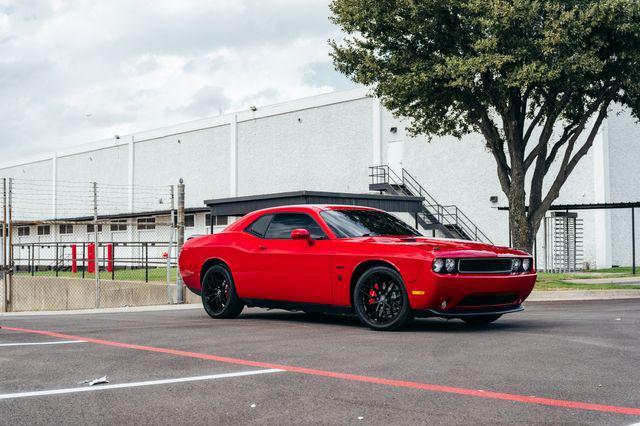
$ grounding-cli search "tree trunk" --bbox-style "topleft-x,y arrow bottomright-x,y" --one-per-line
509,210 -> 534,253
508,183 -> 534,253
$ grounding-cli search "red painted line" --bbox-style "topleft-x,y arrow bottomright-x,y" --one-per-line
2,325 -> 639,416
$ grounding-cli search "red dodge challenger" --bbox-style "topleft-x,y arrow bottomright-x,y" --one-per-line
178,205 -> 536,330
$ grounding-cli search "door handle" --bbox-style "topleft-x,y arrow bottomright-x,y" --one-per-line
258,245 -> 267,250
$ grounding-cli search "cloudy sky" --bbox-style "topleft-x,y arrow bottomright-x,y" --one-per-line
0,0 -> 356,162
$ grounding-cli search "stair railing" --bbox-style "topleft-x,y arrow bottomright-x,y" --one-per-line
369,165 -> 492,243
401,168 -> 492,243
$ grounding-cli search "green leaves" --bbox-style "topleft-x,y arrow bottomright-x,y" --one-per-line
330,0 -> 640,136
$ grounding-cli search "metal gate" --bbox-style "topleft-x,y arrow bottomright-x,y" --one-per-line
543,211 -> 584,273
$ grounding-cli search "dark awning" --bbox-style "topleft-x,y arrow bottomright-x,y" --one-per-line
204,190 -> 424,216
497,201 -> 640,211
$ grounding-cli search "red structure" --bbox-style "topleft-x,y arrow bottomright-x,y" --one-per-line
107,244 -> 114,273
71,244 -> 77,273
88,243 -> 95,273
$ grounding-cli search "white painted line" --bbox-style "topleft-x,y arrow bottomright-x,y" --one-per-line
0,369 -> 284,400
0,340 -> 86,347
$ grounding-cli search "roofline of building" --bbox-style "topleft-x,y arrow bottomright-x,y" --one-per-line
497,201 -> 640,211
0,87 -> 370,170
3,207 -> 210,226
205,190 -> 425,216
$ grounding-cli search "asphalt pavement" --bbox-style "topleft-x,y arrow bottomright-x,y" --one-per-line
0,299 -> 639,425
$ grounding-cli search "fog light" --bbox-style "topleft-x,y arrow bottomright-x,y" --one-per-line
512,258 -> 522,272
432,258 -> 444,273
441,300 -> 447,310
445,258 -> 456,272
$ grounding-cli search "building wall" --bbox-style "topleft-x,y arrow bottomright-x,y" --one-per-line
604,107 -> 640,267
0,159 -> 55,221
237,97 -> 372,196
58,144 -> 129,185
134,125 -> 231,208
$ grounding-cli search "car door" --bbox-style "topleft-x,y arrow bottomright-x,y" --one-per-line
251,212 -> 333,305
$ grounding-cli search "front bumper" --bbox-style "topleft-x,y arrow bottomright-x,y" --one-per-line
406,271 -> 536,315
416,304 -> 524,319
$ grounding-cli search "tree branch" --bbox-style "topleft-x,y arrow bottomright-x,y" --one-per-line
523,91 -> 571,170
530,100 -> 612,226
523,104 -> 546,146
543,123 -> 579,174
467,99 -> 512,194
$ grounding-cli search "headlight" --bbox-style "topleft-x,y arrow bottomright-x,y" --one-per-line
512,258 -> 522,272
432,258 -> 444,273
445,258 -> 456,272
522,258 -> 531,272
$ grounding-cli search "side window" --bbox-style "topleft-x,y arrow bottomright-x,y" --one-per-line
245,214 -> 273,238
264,213 -> 326,239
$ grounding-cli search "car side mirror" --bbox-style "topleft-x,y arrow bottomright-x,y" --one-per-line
291,228 -> 313,245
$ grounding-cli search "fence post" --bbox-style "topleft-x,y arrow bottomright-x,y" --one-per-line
2,178 -> 6,312
632,207 -> 636,275
7,178 -> 13,312
144,242 -> 149,283
176,179 -> 185,303
166,185 -> 176,304
93,182 -> 100,308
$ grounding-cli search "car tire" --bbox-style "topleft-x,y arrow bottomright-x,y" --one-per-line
201,264 -> 244,319
353,266 -> 413,331
461,314 -> 502,324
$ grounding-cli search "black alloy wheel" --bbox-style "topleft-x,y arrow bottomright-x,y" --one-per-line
201,264 -> 244,319
353,266 -> 412,331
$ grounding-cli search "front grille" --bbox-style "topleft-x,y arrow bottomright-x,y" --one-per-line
458,293 -> 519,307
457,258 -> 513,274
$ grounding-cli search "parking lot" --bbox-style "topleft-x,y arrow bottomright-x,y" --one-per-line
1,299 -> 639,425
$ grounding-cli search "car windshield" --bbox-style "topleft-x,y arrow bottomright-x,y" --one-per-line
320,209 -> 420,238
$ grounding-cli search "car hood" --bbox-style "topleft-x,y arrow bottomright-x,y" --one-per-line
350,236 -> 530,257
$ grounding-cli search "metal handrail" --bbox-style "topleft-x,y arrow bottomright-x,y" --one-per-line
369,165 -> 493,243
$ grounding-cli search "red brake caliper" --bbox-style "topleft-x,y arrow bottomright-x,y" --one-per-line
368,283 -> 379,305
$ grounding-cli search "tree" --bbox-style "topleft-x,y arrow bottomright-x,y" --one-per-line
329,0 -> 640,251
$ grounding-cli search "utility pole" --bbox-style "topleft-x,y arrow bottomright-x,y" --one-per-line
2,178 -> 6,312
166,185 -> 175,303
176,179 -> 185,303
7,178 -> 13,312
93,182 -> 100,308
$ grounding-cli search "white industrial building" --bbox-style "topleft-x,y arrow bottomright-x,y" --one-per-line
1,87 -> 639,270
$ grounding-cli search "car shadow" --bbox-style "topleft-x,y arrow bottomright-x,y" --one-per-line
236,310 -> 538,333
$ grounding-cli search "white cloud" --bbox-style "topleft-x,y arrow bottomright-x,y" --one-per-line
0,0 -> 355,161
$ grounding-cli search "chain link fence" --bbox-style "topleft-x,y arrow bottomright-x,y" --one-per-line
1,178 -> 186,312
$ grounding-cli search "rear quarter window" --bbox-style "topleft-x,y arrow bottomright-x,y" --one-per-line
245,214 -> 273,238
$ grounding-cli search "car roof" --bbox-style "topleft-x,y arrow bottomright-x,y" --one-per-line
246,204 -> 382,214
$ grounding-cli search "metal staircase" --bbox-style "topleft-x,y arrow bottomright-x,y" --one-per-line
369,165 -> 493,243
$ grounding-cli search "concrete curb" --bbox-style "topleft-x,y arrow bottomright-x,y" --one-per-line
563,276 -> 640,285
0,303 -> 201,317
528,289 -> 640,302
